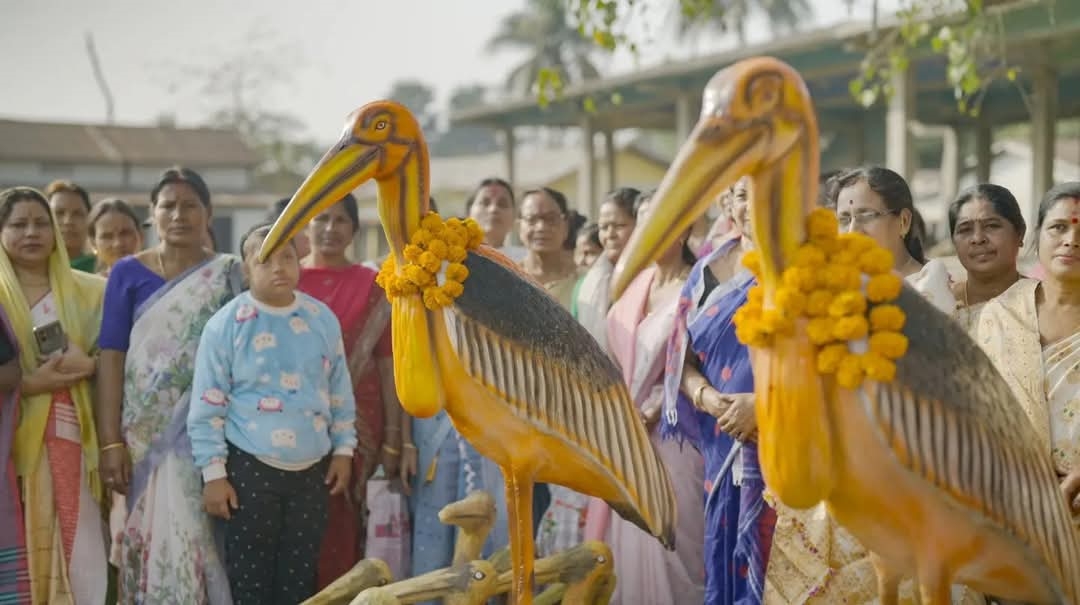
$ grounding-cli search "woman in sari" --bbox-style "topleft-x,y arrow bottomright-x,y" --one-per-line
87,199 -> 143,277
583,192 -> 705,603
948,184 -> 1025,328
96,168 -> 241,604
292,194 -> 403,588
0,306 -> 29,602
466,178 -> 524,263
662,177 -> 773,605
0,186 -> 108,604
572,188 -> 638,346
976,181 -> 1080,531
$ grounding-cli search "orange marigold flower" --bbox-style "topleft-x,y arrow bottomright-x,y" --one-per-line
805,290 -> 834,317
465,220 -> 485,248
445,262 -> 469,283
426,239 -> 449,259
816,343 -> 848,374
868,304 -> 906,332
866,273 -> 903,303
832,315 -> 869,341
828,291 -> 867,318
420,212 -> 444,231
806,317 -> 834,345
442,280 -> 465,298
403,264 -> 434,287
422,287 -> 454,310
418,251 -> 442,273
403,244 -> 424,263
445,217 -> 463,229
869,331 -> 908,360
411,228 -> 433,247
447,244 -> 468,263
443,228 -> 467,248
836,354 -> 864,389
857,247 -> 894,275
861,351 -> 897,382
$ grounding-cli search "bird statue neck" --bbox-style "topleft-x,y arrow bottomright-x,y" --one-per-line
376,144 -> 431,267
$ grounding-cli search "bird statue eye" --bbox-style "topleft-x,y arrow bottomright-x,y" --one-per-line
374,120 -> 388,131
747,74 -> 782,113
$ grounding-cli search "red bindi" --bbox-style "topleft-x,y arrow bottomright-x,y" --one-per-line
1072,217 -> 1078,224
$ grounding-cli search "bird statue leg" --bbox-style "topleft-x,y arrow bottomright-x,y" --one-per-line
871,551 -> 901,605
917,565 -> 952,605
504,468 -> 537,604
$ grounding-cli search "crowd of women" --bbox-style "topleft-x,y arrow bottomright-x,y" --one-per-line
0,159 -> 1077,604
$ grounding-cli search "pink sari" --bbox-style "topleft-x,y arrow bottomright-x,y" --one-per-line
583,266 -> 705,604
298,264 -> 392,589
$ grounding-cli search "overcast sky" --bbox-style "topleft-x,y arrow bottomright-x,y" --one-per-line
1,0 -> 885,140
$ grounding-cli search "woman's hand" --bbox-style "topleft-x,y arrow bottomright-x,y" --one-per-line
399,443 -> 417,496
100,443 -> 133,495
695,385 -> 732,419
379,441 -> 401,479
22,356 -> 87,395
57,343 -> 96,377
718,393 -> 757,442
326,455 -> 353,496
1060,468 -> 1080,516
639,388 -> 664,431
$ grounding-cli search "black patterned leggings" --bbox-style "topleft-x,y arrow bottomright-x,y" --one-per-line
224,445 -> 330,605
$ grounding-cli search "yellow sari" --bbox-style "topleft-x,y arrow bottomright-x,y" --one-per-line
0,220 -> 106,604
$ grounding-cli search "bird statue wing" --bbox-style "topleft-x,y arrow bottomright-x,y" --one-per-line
444,246 -> 677,548
867,285 -> 1080,594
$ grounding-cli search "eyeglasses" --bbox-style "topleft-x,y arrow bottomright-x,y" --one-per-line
519,213 -> 565,227
836,209 -> 899,228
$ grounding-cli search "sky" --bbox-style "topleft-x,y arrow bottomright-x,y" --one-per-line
1,0 -> 885,142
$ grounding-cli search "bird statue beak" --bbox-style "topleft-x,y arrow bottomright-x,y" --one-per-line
611,119 -> 767,299
258,140 -> 381,262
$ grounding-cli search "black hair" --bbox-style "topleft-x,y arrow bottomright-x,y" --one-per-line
44,180 -> 91,212
1034,181 -> 1080,250
578,223 -> 601,248
150,166 -> 211,208
88,198 -> 141,239
836,165 -> 926,264
948,184 -> 1026,239
818,169 -> 845,209
632,188 -> 696,265
337,193 -> 360,232
239,222 -> 295,261
633,189 -> 655,218
0,187 -> 52,228
564,210 -> 587,250
429,197 -> 438,213
464,178 -> 514,214
267,197 -> 292,222
602,187 -> 640,219
521,187 -> 570,216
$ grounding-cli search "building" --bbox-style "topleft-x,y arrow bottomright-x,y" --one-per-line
0,118 -> 275,252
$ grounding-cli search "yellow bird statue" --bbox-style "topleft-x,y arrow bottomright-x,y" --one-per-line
613,56 -> 1080,604
258,101 -> 676,605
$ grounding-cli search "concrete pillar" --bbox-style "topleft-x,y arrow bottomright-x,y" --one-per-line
603,130 -> 617,193
501,127 -> 516,186
1030,62 -> 1058,224
974,123 -> 993,183
675,91 -> 694,146
578,114 -> 596,216
885,68 -> 916,181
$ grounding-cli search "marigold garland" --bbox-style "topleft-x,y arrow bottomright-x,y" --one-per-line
733,208 -> 908,390
375,212 -> 484,310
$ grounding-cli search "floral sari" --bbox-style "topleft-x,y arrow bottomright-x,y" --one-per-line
0,227 -> 107,605
663,238 -> 774,605
115,255 -> 241,605
0,309 -> 29,603
298,264 -> 393,587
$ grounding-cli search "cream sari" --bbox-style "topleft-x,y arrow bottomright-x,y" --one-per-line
764,261 -> 983,604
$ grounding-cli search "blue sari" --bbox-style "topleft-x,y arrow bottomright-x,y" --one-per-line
662,237 -> 775,605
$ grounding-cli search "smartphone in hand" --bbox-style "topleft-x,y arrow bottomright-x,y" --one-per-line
33,320 -> 67,358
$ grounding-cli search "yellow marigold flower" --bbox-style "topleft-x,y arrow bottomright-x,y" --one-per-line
866,273 -> 903,303
792,244 -> 827,268
418,251 -> 442,274
411,228 -> 433,247
421,212 -> 444,231
805,290 -> 834,317
447,244 -> 468,263
747,285 -> 765,307
442,280 -> 465,298
806,317 -> 834,345
465,220 -> 485,248
861,352 -> 896,382
443,229 -> 466,248
426,239 -> 449,259
401,281 -> 420,296
839,232 -> 875,254
761,308 -> 793,337
782,267 -> 817,293
836,354 -> 864,389
857,247 -> 893,275
822,264 -> 861,291
735,322 -> 770,348
422,287 -> 454,310
807,209 -> 838,242
828,291 -> 867,318
403,244 -> 424,263
446,217 -> 463,229
741,249 -> 762,275
869,331 -> 908,360
816,343 -> 848,374
830,247 -> 857,267
403,264 -> 434,287
445,262 -> 469,283
774,287 -> 806,317
832,315 -> 869,341
868,304 -> 906,332
733,304 -> 761,327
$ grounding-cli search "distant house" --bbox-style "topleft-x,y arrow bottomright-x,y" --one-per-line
351,140 -> 671,260
0,118 -> 276,252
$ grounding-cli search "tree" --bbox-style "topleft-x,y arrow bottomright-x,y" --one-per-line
386,80 -> 438,133
487,0 -> 601,97
674,0 -> 813,46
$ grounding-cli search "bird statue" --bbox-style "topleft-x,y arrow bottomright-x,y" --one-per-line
257,101 -> 676,605
611,56 -> 1080,604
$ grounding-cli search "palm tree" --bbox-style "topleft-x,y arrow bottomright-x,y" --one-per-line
487,0 -> 601,94
674,0 -> 814,47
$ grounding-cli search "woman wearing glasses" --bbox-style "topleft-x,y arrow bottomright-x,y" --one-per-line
833,165 -> 956,314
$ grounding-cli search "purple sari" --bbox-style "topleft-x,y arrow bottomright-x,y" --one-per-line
663,237 -> 775,605
0,310 -> 29,602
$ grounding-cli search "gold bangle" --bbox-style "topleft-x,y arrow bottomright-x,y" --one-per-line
402,443 -> 417,450
100,442 -> 125,453
692,383 -> 709,410
382,444 -> 400,456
